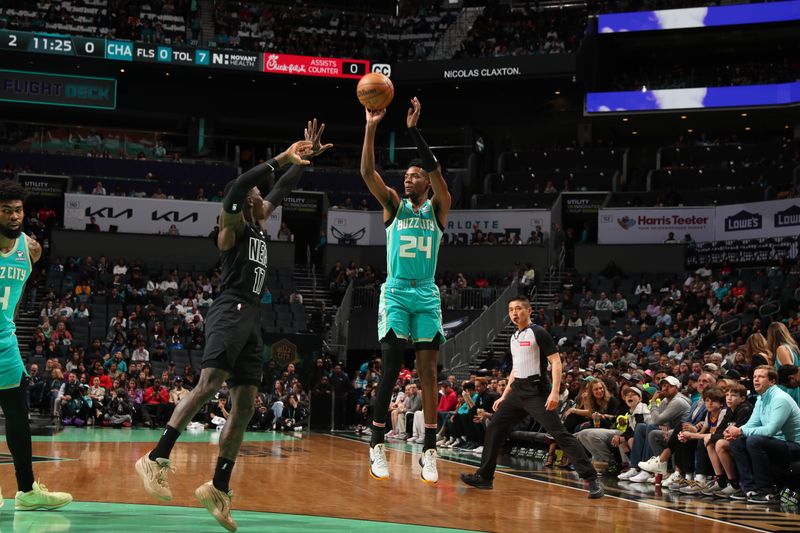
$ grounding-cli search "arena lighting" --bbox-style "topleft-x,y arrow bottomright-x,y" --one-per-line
745,126 -> 751,131
598,1 -> 800,33
586,82 -> 800,113
641,85 -> 647,92
622,117 -> 628,122
680,115 -> 687,119
631,131 -> 638,135
688,129 -> 694,133
554,90 -> 561,95
741,112 -> 748,117
119,68 -> 125,73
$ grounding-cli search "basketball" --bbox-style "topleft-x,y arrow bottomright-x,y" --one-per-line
356,72 -> 394,110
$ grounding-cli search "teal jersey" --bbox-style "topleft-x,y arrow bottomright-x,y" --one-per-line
0,233 -> 32,335
386,199 -> 443,281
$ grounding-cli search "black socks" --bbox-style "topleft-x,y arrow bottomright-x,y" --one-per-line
149,425 -> 181,461
213,457 -> 235,493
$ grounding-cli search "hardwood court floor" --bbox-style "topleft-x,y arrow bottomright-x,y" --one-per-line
0,427 -> 791,532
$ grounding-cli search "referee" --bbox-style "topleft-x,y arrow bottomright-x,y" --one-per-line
460,295 -> 604,498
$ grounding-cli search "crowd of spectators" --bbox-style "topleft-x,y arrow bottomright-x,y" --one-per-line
212,0 -> 455,61
21,246 -> 313,429
0,0 -> 192,43
455,3 -> 582,58
328,258 -> 515,309
342,257 -> 800,504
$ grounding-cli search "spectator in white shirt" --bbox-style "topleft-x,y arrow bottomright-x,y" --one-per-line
131,340 -> 150,362
113,259 -> 128,276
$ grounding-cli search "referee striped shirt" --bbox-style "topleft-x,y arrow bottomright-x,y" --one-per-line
510,324 -> 557,379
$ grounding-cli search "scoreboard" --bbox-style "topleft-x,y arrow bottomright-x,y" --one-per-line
0,29 -> 373,79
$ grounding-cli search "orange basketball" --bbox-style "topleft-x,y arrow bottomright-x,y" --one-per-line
356,72 -> 394,110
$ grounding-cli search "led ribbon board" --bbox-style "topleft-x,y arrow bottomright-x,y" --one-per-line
598,0 -> 800,33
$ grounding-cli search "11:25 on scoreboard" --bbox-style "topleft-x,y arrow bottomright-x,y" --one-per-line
0,30 -> 105,58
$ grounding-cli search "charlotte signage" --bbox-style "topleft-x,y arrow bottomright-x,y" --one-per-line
0,69 -> 116,110
392,54 -> 575,82
598,207 -> 714,244
328,209 -> 551,246
715,198 -> 800,240
63,193 -> 282,238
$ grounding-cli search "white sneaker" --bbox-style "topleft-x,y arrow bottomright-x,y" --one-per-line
629,470 -> 652,483
701,481 -> 722,496
472,446 -> 484,455
638,456 -> 668,474
14,481 -> 73,511
406,436 -> 417,442
713,485 -> 737,498
369,444 -> 390,480
618,468 -> 639,480
420,449 -> 439,484
680,480 -> 706,495
669,478 -> 692,492
436,438 -> 447,446
662,471 -> 683,489
414,437 -> 425,444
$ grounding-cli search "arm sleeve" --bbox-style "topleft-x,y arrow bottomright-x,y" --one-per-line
534,327 -> 558,357
223,158 -> 279,213
408,126 -> 439,172
264,164 -> 306,207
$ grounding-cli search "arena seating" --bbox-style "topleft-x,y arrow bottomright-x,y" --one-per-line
0,0 -> 191,42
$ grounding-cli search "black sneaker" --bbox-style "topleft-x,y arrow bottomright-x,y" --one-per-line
748,491 -> 779,504
460,473 -> 493,490
587,477 -> 605,499
730,489 -> 755,501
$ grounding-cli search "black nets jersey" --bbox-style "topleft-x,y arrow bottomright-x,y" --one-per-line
218,223 -> 268,304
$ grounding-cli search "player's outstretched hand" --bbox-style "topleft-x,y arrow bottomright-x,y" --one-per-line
281,140 -> 314,166
365,107 -> 386,126
305,118 -> 333,157
406,97 -> 421,128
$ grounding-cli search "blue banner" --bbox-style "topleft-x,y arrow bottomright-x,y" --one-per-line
586,82 -> 800,113
598,0 -> 800,33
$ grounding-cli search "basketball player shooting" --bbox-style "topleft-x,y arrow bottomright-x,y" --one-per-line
360,98 -> 451,484
0,180 -> 72,512
136,120 -> 331,531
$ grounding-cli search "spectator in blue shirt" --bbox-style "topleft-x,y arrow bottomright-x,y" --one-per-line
724,365 -> 800,503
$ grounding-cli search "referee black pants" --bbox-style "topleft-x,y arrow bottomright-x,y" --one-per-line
476,378 -> 596,481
